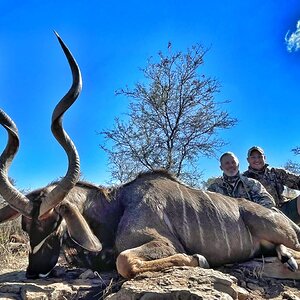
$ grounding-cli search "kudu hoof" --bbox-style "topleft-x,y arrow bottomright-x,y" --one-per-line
285,257 -> 298,272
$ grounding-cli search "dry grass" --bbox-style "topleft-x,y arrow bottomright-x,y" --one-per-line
0,217 -> 29,272
92,271 -> 125,299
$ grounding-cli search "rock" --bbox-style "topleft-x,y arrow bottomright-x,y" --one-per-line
106,267 -> 245,300
21,284 -> 75,300
0,268 -> 120,300
246,282 -> 265,293
234,286 -> 250,300
1,259 -> 300,299
282,291 -> 300,300
79,269 -> 95,279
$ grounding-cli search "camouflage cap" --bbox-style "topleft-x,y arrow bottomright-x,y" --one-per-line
247,146 -> 264,157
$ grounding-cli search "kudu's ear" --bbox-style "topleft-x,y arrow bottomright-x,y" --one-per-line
58,201 -> 102,252
0,205 -> 21,224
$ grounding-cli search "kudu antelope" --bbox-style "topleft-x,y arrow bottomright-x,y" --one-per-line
1,34 -> 300,280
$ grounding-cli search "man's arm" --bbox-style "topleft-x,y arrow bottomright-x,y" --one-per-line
272,168 -> 300,190
207,178 -> 224,194
245,177 -> 276,208
207,182 -> 219,193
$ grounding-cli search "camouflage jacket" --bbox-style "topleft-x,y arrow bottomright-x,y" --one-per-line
207,173 -> 275,208
243,165 -> 300,206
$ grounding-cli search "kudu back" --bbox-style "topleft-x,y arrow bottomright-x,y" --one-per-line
0,34 -> 300,280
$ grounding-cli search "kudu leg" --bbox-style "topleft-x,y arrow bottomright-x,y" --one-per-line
275,244 -> 298,271
116,240 -> 209,279
241,207 -> 300,251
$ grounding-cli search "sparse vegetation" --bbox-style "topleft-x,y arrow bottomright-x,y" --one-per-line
0,214 -> 28,271
0,187 -> 29,270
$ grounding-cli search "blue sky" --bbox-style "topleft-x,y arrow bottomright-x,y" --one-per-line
0,1 -> 299,190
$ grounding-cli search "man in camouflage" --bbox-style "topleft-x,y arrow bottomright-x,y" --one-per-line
207,152 -> 275,208
244,146 -> 300,224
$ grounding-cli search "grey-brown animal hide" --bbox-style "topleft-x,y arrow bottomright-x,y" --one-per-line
109,172 -> 300,270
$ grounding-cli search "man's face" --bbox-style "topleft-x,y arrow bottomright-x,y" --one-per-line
220,154 -> 239,177
247,150 -> 266,171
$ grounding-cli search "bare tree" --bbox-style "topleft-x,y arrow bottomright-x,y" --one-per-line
283,146 -> 300,174
201,176 -> 218,190
292,147 -> 300,156
100,43 -> 237,185
283,160 -> 300,174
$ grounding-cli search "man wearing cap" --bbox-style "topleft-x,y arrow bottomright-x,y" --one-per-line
207,152 -> 275,208
244,146 -> 300,224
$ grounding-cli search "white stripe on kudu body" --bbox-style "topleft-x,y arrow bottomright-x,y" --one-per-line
176,183 -> 191,243
217,194 -> 246,253
203,191 -> 231,258
185,188 -> 205,248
